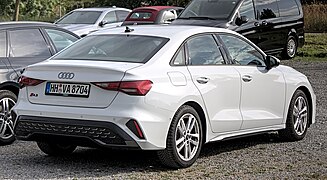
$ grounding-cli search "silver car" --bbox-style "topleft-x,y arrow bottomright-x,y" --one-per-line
55,7 -> 131,37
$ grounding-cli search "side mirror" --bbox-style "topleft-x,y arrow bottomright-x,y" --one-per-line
235,16 -> 249,26
99,20 -> 108,27
265,55 -> 280,70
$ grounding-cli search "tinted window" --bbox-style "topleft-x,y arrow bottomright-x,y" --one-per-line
239,0 -> 255,20
45,29 -> 79,52
56,11 -> 102,24
116,10 -> 130,21
255,0 -> 279,20
9,29 -> 51,57
220,34 -> 265,66
187,35 -> 224,65
53,35 -> 169,63
103,11 -> 117,23
0,31 -> 6,57
180,0 -> 241,19
172,47 -> 185,65
278,0 -> 300,17
130,12 -> 153,20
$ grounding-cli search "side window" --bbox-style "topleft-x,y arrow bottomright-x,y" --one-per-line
172,47 -> 185,65
255,0 -> 279,20
239,0 -> 255,20
9,29 -> 51,57
102,11 -> 117,23
220,34 -> 265,66
45,29 -> 79,52
187,35 -> 225,65
278,0 -> 300,17
116,10 -> 130,22
0,31 -> 6,57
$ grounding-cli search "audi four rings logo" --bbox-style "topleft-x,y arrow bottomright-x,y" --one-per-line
58,72 -> 75,79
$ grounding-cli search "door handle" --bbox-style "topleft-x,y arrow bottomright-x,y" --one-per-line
262,21 -> 269,26
196,77 -> 210,84
242,75 -> 252,82
254,22 -> 260,27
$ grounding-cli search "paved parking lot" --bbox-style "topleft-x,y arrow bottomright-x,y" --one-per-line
0,61 -> 326,179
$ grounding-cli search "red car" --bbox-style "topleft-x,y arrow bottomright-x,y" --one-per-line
122,6 -> 183,25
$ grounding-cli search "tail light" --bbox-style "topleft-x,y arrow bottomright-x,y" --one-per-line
19,76 -> 44,87
93,80 -> 152,96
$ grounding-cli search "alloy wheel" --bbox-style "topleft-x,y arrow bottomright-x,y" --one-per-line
0,98 -> 16,140
293,96 -> 308,136
287,38 -> 297,58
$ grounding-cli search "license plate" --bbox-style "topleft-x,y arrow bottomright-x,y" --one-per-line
45,82 -> 90,98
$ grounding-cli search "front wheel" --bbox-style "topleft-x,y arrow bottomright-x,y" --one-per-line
0,90 -> 17,146
157,105 -> 203,169
37,142 -> 77,156
279,90 -> 310,141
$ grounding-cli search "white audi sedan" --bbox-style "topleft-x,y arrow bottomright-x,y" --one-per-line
13,25 -> 316,168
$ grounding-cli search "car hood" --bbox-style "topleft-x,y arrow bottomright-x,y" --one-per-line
56,24 -> 97,36
171,19 -> 229,28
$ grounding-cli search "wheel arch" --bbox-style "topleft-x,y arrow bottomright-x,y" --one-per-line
0,82 -> 20,96
183,101 -> 208,144
296,86 -> 313,127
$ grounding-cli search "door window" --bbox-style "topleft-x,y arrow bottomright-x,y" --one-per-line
116,10 -> 130,22
278,0 -> 300,17
220,34 -> 265,66
254,0 -> 279,19
9,29 -> 51,57
45,29 -> 79,52
239,0 -> 255,20
0,31 -> 6,57
103,11 -> 117,23
187,35 -> 225,65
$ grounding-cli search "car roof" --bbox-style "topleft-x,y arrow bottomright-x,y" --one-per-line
133,6 -> 180,12
73,7 -> 130,12
92,25 -> 238,39
0,21 -> 55,30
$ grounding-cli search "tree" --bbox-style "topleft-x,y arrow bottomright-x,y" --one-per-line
13,0 -> 20,21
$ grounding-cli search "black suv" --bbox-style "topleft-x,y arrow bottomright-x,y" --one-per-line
172,0 -> 304,59
0,22 -> 79,145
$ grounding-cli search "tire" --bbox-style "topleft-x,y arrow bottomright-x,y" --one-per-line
37,142 -> 77,156
157,105 -> 203,169
0,90 -> 17,146
279,90 -> 310,141
282,35 -> 298,59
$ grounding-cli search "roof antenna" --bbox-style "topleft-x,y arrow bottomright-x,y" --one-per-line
125,26 -> 134,33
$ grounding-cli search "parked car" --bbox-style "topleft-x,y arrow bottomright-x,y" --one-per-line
122,6 -> 183,26
172,0 -> 304,59
0,21 -> 80,145
55,7 -> 131,37
13,25 -> 315,168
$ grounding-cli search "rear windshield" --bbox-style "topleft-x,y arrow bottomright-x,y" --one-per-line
129,12 -> 153,20
180,0 -> 241,19
56,11 -> 102,24
52,35 -> 169,63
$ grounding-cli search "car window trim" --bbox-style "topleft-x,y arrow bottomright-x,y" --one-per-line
216,32 -> 267,67
0,30 -> 8,57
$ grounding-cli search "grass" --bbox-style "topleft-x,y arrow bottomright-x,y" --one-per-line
295,33 -> 327,61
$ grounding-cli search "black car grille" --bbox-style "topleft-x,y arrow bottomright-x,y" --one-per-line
15,121 -> 126,145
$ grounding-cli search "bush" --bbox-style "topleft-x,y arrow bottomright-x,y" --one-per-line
303,3 -> 327,33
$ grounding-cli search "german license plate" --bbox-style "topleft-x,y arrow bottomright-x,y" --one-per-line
45,82 -> 90,98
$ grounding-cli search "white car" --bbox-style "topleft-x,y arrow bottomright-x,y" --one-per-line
55,7 -> 131,37
13,25 -> 316,168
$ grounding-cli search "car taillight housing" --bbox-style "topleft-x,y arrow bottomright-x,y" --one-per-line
93,80 -> 152,96
19,76 -> 44,87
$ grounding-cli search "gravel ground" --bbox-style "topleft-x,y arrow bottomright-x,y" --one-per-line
0,61 -> 326,179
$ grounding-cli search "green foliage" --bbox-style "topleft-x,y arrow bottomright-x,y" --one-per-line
297,33 -> 327,60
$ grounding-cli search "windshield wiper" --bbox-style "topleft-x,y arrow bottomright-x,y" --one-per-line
179,16 -> 218,20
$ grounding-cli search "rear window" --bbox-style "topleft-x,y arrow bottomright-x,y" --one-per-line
129,12 -> 153,20
278,0 -> 300,17
179,0 -> 241,19
56,11 -> 102,24
52,35 -> 169,63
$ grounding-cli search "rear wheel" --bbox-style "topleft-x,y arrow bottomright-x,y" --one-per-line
282,35 -> 298,59
279,90 -> 309,141
157,105 -> 203,169
0,90 -> 17,145
37,142 -> 77,156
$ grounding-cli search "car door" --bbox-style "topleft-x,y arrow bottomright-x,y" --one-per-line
0,31 -> 10,74
219,33 -> 286,129
100,11 -> 122,28
185,34 -> 242,133
7,28 -> 53,81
